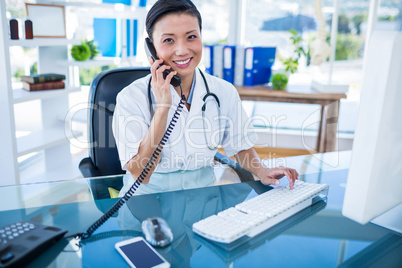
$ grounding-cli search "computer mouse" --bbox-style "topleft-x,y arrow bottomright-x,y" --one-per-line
141,217 -> 173,247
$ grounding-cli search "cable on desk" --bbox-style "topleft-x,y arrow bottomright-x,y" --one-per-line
75,82 -> 186,241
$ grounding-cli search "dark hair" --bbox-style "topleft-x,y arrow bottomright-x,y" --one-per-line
146,0 -> 202,40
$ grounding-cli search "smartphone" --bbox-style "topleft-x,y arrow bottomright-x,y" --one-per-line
115,237 -> 170,268
144,37 -> 181,87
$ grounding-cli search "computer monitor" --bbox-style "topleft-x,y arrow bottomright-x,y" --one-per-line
342,31 -> 402,233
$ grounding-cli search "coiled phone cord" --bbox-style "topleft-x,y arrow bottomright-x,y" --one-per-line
78,84 -> 186,240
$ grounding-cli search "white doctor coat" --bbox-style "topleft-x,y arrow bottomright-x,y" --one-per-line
112,69 -> 257,192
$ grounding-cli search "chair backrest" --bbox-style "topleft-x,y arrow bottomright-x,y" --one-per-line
87,67 -> 150,176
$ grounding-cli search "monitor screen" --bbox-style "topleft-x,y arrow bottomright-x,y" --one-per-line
342,31 -> 402,233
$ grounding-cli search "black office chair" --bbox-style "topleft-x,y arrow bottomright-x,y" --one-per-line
79,67 -> 254,200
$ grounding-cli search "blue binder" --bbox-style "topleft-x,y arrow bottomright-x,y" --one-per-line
126,19 -> 131,57
94,18 -> 121,57
213,45 -> 224,78
234,46 -> 245,86
102,0 -> 131,5
204,45 -> 214,75
93,18 -> 138,57
243,47 -> 276,86
223,46 -> 236,84
126,19 -> 138,57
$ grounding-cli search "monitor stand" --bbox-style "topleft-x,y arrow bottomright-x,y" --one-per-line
371,203 -> 402,234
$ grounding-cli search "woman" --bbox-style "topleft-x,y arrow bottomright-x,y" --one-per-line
113,0 -> 298,195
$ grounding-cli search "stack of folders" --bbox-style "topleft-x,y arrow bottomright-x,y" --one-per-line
21,73 -> 66,91
93,18 -> 138,57
204,45 -> 276,87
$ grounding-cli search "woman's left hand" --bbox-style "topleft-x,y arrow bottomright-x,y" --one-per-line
258,166 -> 299,189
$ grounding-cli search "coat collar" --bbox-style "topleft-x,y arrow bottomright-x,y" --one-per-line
186,69 -> 209,116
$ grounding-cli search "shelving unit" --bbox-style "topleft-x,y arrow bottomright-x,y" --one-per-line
1,0 -> 146,186
51,1 -> 132,10
60,59 -> 119,68
62,59 -> 119,87
17,127 -> 82,157
0,1 -> 83,186
0,0 -> 18,186
8,38 -> 80,47
13,86 -> 81,104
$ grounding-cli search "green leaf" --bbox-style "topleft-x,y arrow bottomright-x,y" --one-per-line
86,39 -> 100,60
289,29 -> 297,35
71,43 -> 91,61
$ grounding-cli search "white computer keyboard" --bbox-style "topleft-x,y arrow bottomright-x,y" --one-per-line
192,180 -> 329,244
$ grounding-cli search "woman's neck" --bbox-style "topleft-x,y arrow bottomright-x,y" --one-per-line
175,70 -> 195,99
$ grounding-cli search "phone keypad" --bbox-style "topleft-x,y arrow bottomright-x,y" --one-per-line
0,222 -> 36,245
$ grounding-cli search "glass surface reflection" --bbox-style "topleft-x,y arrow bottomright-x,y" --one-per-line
0,157 -> 400,267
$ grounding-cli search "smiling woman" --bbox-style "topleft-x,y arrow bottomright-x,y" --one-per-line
145,0 -> 203,93
150,13 -> 203,92
112,0 -> 299,196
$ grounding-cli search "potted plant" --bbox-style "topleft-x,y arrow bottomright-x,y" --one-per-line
270,73 -> 288,90
271,29 -> 307,91
279,29 -> 307,74
71,39 -> 99,61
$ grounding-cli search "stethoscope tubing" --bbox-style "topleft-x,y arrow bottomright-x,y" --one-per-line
148,68 -> 222,150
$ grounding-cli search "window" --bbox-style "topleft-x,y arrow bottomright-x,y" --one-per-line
146,0 -> 230,44
376,0 -> 402,31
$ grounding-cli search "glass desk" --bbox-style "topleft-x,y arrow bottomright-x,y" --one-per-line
0,152 -> 401,267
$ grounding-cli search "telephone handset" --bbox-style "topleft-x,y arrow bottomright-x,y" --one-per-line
145,37 -> 182,87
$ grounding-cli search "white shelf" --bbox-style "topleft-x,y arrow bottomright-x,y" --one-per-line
51,1 -> 133,10
13,86 -> 81,104
17,127 -> 82,157
60,58 -> 119,68
20,153 -> 86,188
8,38 -> 80,47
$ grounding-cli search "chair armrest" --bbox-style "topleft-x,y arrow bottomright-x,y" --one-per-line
80,157 -> 124,203
214,152 -> 255,182
79,157 -> 102,178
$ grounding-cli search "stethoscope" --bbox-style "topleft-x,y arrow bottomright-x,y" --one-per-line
147,68 -> 222,150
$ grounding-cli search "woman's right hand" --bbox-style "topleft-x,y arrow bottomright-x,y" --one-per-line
149,57 -> 177,111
